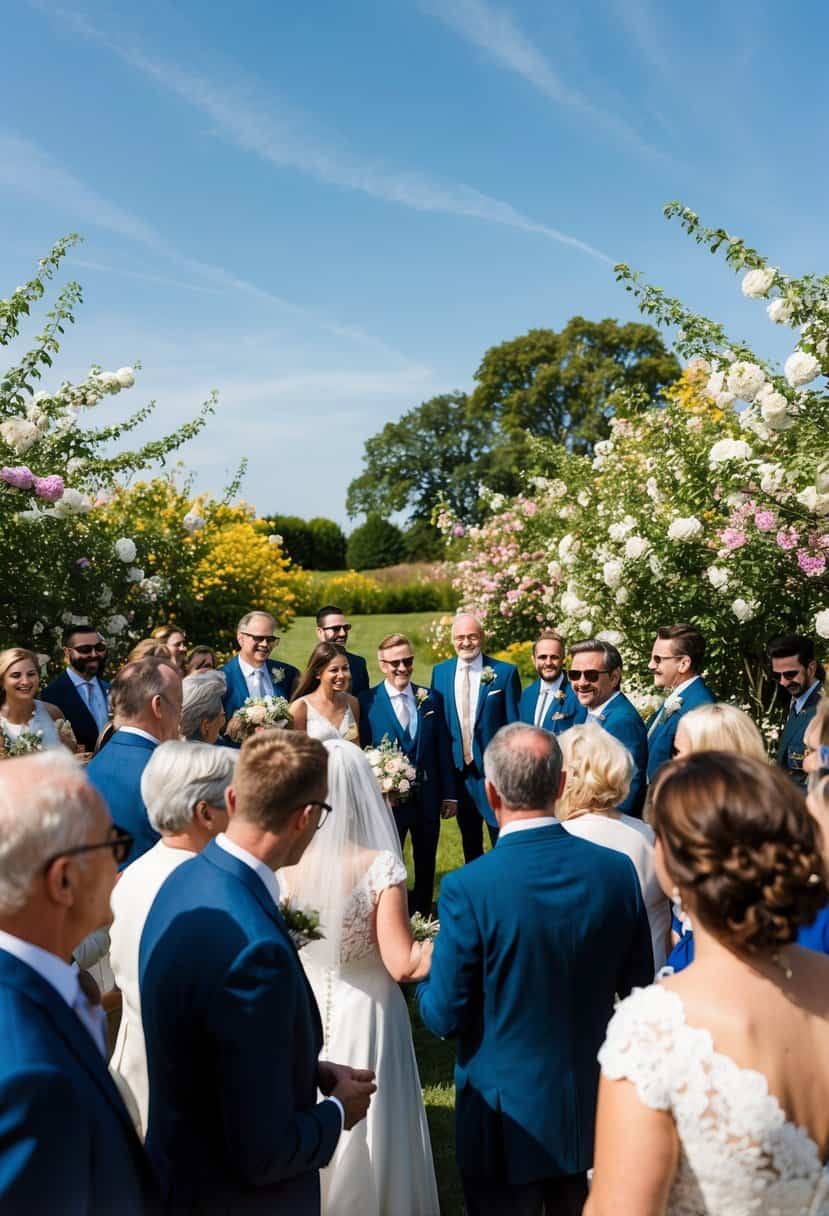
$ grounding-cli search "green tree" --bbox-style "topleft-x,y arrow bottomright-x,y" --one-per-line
346,514 -> 405,570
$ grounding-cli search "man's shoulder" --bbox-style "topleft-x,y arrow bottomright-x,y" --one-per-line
41,670 -> 71,697
431,656 -> 456,678
607,693 -> 645,727
346,650 -> 368,668
683,678 -> 716,708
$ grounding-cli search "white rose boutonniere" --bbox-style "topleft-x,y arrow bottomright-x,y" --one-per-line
480,666 -> 496,685
663,694 -> 683,718
415,688 -> 429,708
271,666 -> 286,686
552,689 -> 566,703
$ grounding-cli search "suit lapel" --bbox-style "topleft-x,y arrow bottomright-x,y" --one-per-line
444,658 -> 461,741
474,656 -> 493,726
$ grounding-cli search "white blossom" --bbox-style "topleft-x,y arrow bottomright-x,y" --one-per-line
715,391 -> 737,410
115,367 -> 135,388
741,267 -> 776,298
706,370 -> 725,399
796,486 -> 829,515
645,477 -> 661,502
561,590 -> 588,616
96,371 -> 120,389
757,461 -> 785,494
115,537 -> 137,563
816,610 -> 829,640
624,535 -> 651,560
182,512 -> 205,534
756,384 -> 793,430
98,585 -> 113,607
648,554 -> 664,578
596,629 -> 625,646
107,614 -> 129,636
0,417 -> 39,453
602,559 -> 623,589
66,457 -> 86,477
615,586 -> 629,605
579,619 -> 594,636
667,516 -> 704,542
726,361 -> 766,402
784,350 -> 821,387
709,438 -> 752,465
576,490 -> 590,508
767,298 -> 793,325
706,566 -> 730,590
51,488 -> 92,517
608,518 -> 635,542
268,533 -> 283,546
558,533 -> 578,560
732,598 -> 757,623
127,566 -> 145,582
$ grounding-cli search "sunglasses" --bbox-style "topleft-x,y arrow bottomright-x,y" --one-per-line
771,669 -> 801,682
240,632 -> 278,646
383,657 -> 414,669
70,643 -> 107,655
569,668 -> 608,683
322,623 -> 352,634
43,830 -> 133,871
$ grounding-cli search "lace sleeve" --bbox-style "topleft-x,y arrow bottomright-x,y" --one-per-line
598,985 -> 680,1111
366,850 -> 408,904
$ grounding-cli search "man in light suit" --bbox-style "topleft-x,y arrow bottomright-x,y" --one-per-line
87,657 -> 183,867
519,630 -> 584,736
646,623 -> 716,784
431,613 -> 522,861
0,751 -> 157,1214
140,732 -> 375,1215
42,623 -> 110,753
418,724 -> 653,1216
315,605 -> 369,696
222,611 -> 300,744
768,633 -> 825,790
359,632 -> 456,915
568,638 -> 648,817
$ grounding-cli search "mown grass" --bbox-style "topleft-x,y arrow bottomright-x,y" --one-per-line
279,612 -> 442,684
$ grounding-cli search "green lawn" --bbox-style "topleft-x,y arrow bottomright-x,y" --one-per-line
278,612 -> 442,685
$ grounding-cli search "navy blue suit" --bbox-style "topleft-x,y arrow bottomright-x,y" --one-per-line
140,840 -> 340,1215
0,949 -> 157,1215
587,692 -> 648,818
86,730 -> 159,867
345,650 -> 369,697
359,682 -> 454,914
42,669 -> 110,753
646,676 -> 716,783
519,677 -> 584,736
431,655 -> 521,860
418,823 -> 653,1197
777,685 -> 823,790
220,656 -> 300,747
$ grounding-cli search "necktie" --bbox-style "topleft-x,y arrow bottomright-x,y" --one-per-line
397,694 -> 410,732
535,689 -> 549,727
461,664 -> 473,765
251,668 -> 264,697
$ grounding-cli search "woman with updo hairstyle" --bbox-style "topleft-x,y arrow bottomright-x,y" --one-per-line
151,624 -> 187,673
671,701 -> 767,763
586,752 -> 829,1216
126,638 -> 174,665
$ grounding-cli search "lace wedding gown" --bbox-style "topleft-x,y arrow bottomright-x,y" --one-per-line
301,850 -> 439,1216
304,699 -> 359,744
599,985 -> 829,1214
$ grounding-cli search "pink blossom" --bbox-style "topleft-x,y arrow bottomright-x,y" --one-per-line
33,474 -> 65,502
506,589 -> 520,604
523,501 -> 538,517
797,551 -> 827,576
452,524 -> 466,538
1,465 -> 35,490
776,528 -> 800,551
76,557 -> 91,569
721,528 -> 748,551
754,510 -> 777,532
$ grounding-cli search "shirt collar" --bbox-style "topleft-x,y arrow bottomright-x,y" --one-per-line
0,929 -> 79,1008
215,833 -> 281,908
384,679 -> 413,701
118,725 -> 161,745
672,675 -> 700,698
538,673 -> 564,693
66,667 -> 99,690
457,653 -> 483,672
794,680 -> 821,714
498,815 -> 557,839
590,690 -> 620,714
239,658 -> 267,680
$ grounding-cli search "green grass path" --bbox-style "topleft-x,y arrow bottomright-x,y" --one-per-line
278,613 -> 441,687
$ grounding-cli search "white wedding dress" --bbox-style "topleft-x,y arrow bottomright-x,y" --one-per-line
599,985 -> 829,1214
303,699 -> 359,744
0,700 -> 62,750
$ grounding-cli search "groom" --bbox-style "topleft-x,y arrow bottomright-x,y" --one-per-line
140,732 -> 375,1214
221,610 -> 299,744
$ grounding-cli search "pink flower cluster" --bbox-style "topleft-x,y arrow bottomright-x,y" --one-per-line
1,465 -> 35,489
776,528 -> 799,551
1,466 -> 65,501
797,551 -> 827,577
754,510 -> 777,532
721,527 -> 747,551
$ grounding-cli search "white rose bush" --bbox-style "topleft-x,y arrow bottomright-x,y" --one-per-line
440,203 -> 828,712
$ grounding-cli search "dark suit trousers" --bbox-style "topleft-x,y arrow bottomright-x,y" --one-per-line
457,763 -> 498,863
392,794 -> 439,916
462,1171 -> 588,1216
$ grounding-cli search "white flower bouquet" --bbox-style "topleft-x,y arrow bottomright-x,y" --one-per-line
226,695 -> 292,743
410,913 -> 440,942
1,728 -> 44,758
364,735 -> 417,802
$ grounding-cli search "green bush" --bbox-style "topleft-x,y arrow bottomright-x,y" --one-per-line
292,569 -> 456,616
265,514 -> 346,570
346,515 -> 406,570
403,520 -> 445,562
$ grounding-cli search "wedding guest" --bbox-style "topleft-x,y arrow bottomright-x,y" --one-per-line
419,723 -> 653,1216
151,624 -> 187,673
0,646 -> 75,754
281,740 -> 439,1214
315,605 -> 369,696
558,723 -> 670,970
0,751 -> 157,1213
290,642 -> 361,743
184,644 -> 218,675
587,754 -> 829,1216
646,624 -> 716,783
42,625 -> 110,753
110,741 -> 235,1136
221,610 -> 299,744
140,732 -> 376,1214
87,658 -> 183,867
519,629 -> 584,735
568,638 -> 648,817
359,633 -> 456,916
797,699 -> 829,954
768,633 -> 825,789
430,613 -> 521,860
180,670 -> 227,743
126,638 -> 173,664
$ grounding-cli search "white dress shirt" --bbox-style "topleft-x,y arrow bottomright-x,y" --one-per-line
118,726 -> 162,745
384,679 -> 418,740
239,658 -> 274,699
0,929 -> 107,1056
794,680 -> 821,715
534,674 -> 564,726
587,690 -> 620,724
498,816 -> 557,839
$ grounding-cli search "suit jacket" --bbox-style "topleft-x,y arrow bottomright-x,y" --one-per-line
345,650 -> 369,697
519,677 -> 585,736
359,682 -> 455,818
646,676 -> 716,782
86,731 -> 159,868
220,656 -> 300,747
140,840 -> 341,1215
777,685 -> 823,790
588,692 -> 648,818
0,949 -> 157,1215
42,669 -> 110,753
417,823 -> 653,1183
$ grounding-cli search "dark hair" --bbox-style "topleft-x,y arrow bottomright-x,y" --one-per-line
234,732 -> 328,830
62,624 -> 100,648
652,752 -> 827,952
184,645 -> 218,674
656,623 -> 706,672
291,642 -> 349,702
316,604 -> 345,626
532,629 -> 566,656
110,657 -> 179,722
483,723 -> 563,810
151,623 -> 186,643
570,638 -> 622,674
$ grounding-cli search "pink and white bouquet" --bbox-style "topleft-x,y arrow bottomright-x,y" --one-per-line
226,695 -> 292,743
364,736 -> 417,802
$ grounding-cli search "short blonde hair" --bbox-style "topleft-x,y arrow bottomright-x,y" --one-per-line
678,703 -> 767,763
377,633 -> 411,654
0,647 -> 40,706
558,723 -> 632,817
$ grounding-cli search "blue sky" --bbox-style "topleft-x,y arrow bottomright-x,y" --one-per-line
2,1 -> 826,526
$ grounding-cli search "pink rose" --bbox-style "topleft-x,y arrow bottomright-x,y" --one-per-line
754,510 -> 777,532
797,551 -> 827,576
776,528 -> 800,551
1,465 -> 35,490
721,528 -> 747,551
33,474 -> 65,502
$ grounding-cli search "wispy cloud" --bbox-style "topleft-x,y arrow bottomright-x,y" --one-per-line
68,256 -> 226,296
42,5 -> 614,265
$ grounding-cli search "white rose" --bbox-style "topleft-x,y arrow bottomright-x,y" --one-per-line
816,610 -> 829,640
398,779 -> 411,794
667,516 -> 703,542
51,487 -> 92,517
726,361 -> 766,402
608,521 -> 632,542
0,418 -> 39,453
127,566 -> 144,582
97,371 -> 119,389
115,367 -> 136,388
624,535 -> 650,560
649,554 -> 664,578
767,298 -> 793,325
546,560 -> 562,580
709,438 -> 752,465
547,479 -> 567,499
706,370 -> 725,398
560,591 -> 587,616
731,598 -> 757,623
579,619 -> 594,636
115,537 -> 137,563
706,566 -> 730,590
615,586 -> 629,605
756,384 -> 793,430
784,350 -> 821,388
107,613 -> 129,636
715,391 -> 737,410
602,559 -> 623,589
182,512 -> 205,534
596,629 -> 625,646
797,487 -> 818,511
741,267 -> 775,298
576,490 -> 590,508
66,457 -> 86,477
268,533 -> 283,546
757,461 -> 785,494
558,533 -> 579,559
645,478 -> 661,502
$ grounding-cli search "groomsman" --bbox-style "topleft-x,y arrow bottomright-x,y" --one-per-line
221,610 -> 299,740
768,633 -> 825,789
42,624 -> 110,753
315,605 -> 369,695
359,633 -> 456,915
646,623 -> 716,783
519,630 -> 584,736
431,613 -> 521,861
567,639 -> 647,817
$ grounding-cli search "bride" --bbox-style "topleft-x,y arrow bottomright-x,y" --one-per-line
289,643 -> 361,744
280,739 -> 439,1216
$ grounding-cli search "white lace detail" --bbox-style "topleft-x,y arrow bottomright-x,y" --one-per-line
338,851 -> 408,965
599,985 -> 829,1215
304,700 -> 358,743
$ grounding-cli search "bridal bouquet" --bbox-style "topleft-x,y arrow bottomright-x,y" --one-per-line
279,900 -> 324,950
410,913 -> 440,942
226,695 -> 292,743
364,736 -> 417,801
0,728 -> 44,758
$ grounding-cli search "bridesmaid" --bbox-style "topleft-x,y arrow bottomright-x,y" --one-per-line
0,647 -> 76,753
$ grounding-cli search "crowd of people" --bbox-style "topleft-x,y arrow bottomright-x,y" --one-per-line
0,602 -> 827,1215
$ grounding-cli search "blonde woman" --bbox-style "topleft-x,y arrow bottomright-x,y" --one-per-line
559,723 -> 671,971
671,701 -> 767,762
0,647 -> 75,754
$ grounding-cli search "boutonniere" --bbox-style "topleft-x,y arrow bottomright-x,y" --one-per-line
663,694 -> 683,718
551,711 -> 566,721
480,666 -> 496,685
415,688 -> 429,708
279,900 -> 324,950
270,665 -> 286,686
552,689 -> 566,702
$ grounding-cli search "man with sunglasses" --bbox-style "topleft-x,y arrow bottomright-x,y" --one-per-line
646,623 -> 715,783
42,625 -> 110,754
315,605 -> 370,696
768,633 -> 825,790
567,639 -> 648,817
221,610 -> 300,744
0,751 -> 156,1213
359,633 -> 455,916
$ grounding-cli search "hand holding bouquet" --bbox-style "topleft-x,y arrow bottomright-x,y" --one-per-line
364,736 -> 417,803
226,695 -> 292,743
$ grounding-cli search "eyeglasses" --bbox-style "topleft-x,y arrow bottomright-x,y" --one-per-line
321,623 -> 351,635
453,634 -> 481,643
569,668 -> 608,683
43,830 -> 133,870
306,799 -> 333,830
70,643 -> 107,655
771,669 -> 801,682
382,656 -> 414,669
650,654 -> 679,666
240,632 -> 279,646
